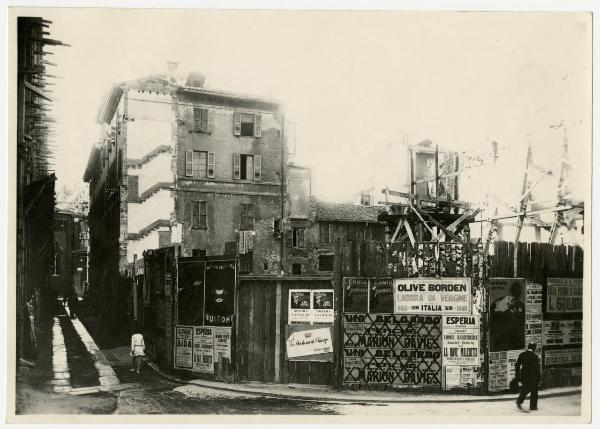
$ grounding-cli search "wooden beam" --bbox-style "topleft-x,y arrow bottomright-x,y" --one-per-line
403,219 -> 416,248
406,202 -> 440,241
436,208 -> 481,241
413,171 -> 460,184
382,188 -> 472,208
390,219 -> 403,243
412,206 -> 462,242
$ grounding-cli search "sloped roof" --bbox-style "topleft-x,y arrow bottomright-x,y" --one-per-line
313,200 -> 383,223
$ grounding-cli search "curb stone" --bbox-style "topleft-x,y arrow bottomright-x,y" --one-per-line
146,362 -> 581,404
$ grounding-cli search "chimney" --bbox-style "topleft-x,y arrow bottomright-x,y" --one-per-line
167,61 -> 179,83
186,71 -> 206,88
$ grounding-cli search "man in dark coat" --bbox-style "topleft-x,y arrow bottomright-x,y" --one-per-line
515,343 -> 541,412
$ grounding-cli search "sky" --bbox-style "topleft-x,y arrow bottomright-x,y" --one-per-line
32,8 -> 591,204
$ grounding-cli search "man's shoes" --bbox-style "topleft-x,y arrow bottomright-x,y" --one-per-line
516,402 -> 529,413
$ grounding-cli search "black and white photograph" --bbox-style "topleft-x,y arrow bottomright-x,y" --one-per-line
3,1 -> 595,424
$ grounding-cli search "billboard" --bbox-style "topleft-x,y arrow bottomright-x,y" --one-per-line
394,278 -> 471,315
489,278 -> 526,352
204,260 -> 236,326
546,278 -> 582,314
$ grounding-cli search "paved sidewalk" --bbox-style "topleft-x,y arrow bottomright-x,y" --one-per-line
146,361 -> 581,404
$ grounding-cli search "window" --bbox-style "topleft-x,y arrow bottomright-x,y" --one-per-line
191,201 -> 207,229
292,228 -> 305,248
186,150 -> 215,178
292,263 -> 302,275
233,111 -> 262,137
240,203 -> 254,230
240,252 -> 253,274
193,107 -> 209,133
319,254 -> 334,272
233,153 -> 261,180
347,223 -> 356,241
319,222 -> 329,244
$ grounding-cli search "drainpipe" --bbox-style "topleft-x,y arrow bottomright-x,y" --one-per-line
280,110 -> 286,275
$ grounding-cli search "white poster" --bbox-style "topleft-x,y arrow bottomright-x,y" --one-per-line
192,326 -> 214,374
526,281 -> 543,314
174,326 -> 193,370
286,327 -> 333,358
544,348 -> 582,366
312,290 -> 334,323
442,315 -> 480,366
488,351 -> 508,392
394,278 -> 471,314
214,327 -> 232,361
546,278 -> 583,314
445,366 -> 476,389
289,290 -> 312,323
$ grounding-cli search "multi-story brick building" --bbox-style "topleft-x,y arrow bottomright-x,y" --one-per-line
83,67 -> 288,326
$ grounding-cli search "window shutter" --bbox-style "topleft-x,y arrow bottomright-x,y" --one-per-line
253,155 -> 261,181
192,201 -> 200,228
240,204 -> 247,230
193,107 -> 201,131
254,113 -> 262,137
233,111 -> 242,136
200,201 -> 207,228
200,108 -> 209,133
299,228 -> 305,248
233,153 -> 241,179
185,150 -> 193,176
248,204 -> 254,229
207,152 -> 215,178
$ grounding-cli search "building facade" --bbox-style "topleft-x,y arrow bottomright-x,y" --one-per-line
51,209 -> 89,297
83,69 -> 288,327
16,17 -> 66,361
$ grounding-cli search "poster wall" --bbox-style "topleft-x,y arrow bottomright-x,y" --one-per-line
545,278 -> 582,314
175,325 -> 232,374
394,278 -> 471,315
488,349 -> 523,392
442,316 -> 479,366
343,314 -> 442,386
489,278 -> 526,352
289,289 -> 334,324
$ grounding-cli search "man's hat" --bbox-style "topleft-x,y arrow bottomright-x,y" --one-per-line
528,342 -> 537,350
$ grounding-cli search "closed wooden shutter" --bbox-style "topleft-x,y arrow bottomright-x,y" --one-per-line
247,204 -> 254,229
233,153 -> 241,179
200,201 -> 207,228
200,108 -> 209,133
193,107 -> 201,130
233,111 -> 242,136
185,150 -> 193,176
240,204 -> 247,230
207,152 -> 215,178
192,201 -> 200,228
253,155 -> 261,181
254,113 -> 262,137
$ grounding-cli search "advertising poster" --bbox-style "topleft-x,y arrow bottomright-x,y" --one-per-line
525,313 -> 543,359
394,278 -> 471,315
542,320 -> 583,346
369,278 -> 394,313
289,290 -> 312,323
174,326 -> 193,369
488,351 -> 508,392
544,348 -> 582,366
489,278 -> 526,352
442,315 -> 480,366
285,325 -> 334,361
214,327 -> 232,366
343,277 -> 369,313
342,313 -> 442,386
526,281 -> 543,314
445,366 -> 475,389
192,326 -> 214,374
312,290 -> 334,323
546,278 -> 583,314
204,260 -> 235,326
506,349 -> 522,380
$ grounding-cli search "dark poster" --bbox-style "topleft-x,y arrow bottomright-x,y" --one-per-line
369,279 -> 393,313
343,313 -> 442,386
343,277 -> 369,313
204,260 -> 236,326
489,278 -> 526,352
177,260 -> 205,325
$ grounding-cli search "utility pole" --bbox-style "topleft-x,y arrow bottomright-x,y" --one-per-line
514,142 -> 533,277
549,125 -> 570,244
